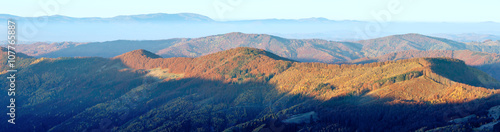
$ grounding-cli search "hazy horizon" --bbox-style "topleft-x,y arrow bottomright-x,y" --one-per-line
3,0 -> 500,22
2,0 -> 500,42
3,12 -> 500,23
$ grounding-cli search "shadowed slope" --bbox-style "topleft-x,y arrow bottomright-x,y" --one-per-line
114,47 -> 295,83
349,50 -> 500,82
357,33 -> 467,57
422,58 -> 500,88
0,47 -> 35,72
17,33 -> 500,65
1,48 -> 500,131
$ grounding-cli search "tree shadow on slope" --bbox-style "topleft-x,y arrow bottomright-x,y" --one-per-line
425,58 -> 500,89
317,92 -> 500,132
219,86 -> 500,132
44,76 -> 309,132
474,62 -> 500,83
0,57 -> 300,132
1,57 -> 499,132
0,57 -> 147,131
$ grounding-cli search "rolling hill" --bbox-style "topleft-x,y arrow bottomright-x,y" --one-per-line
8,42 -> 86,56
356,33 -> 468,57
432,33 -> 500,42
0,47 -> 35,72
37,39 -> 188,58
16,33 -> 500,84
350,50 -> 500,81
15,33 -> 500,63
1,47 -> 500,131
156,32 -> 363,63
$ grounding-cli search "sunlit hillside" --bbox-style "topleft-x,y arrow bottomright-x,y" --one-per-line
1,47 -> 499,131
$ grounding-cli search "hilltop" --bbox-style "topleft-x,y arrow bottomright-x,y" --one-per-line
13,34 -> 498,89
350,50 -> 500,81
36,39 -> 187,58
115,49 -> 162,59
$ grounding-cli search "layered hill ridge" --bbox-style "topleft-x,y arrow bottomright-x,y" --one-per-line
350,50 -> 500,81
268,57 -> 499,104
19,32 -> 500,65
112,47 -> 500,90
357,33 -> 468,57
2,47 -> 500,131
114,47 -> 500,96
157,32 -> 362,63
420,58 -> 500,89
114,47 -> 294,83
0,47 -> 31,58
352,50 -> 500,65
0,47 -> 35,72
13,42 -> 87,56
115,49 -> 162,59
1,13 -> 214,22
35,39 -> 188,58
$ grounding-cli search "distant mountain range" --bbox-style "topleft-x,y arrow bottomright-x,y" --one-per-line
1,13 -> 499,42
0,13 -> 213,22
1,47 -> 500,131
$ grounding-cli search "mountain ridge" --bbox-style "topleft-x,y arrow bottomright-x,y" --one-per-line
26,32 -> 496,60
12,33 -> 500,83
114,49 -> 162,59
349,50 -> 500,81
1,47 -> 500,131
112,47 -> 500,89
0,13 -> 214,22
356,33 -> 468,57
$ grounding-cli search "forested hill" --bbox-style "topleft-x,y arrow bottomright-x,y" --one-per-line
1,47 -> 499,131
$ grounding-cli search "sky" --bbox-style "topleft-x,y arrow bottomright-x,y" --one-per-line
1,0 -> 499,22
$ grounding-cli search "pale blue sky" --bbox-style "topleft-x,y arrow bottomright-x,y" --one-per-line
2,0 -> 499,22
